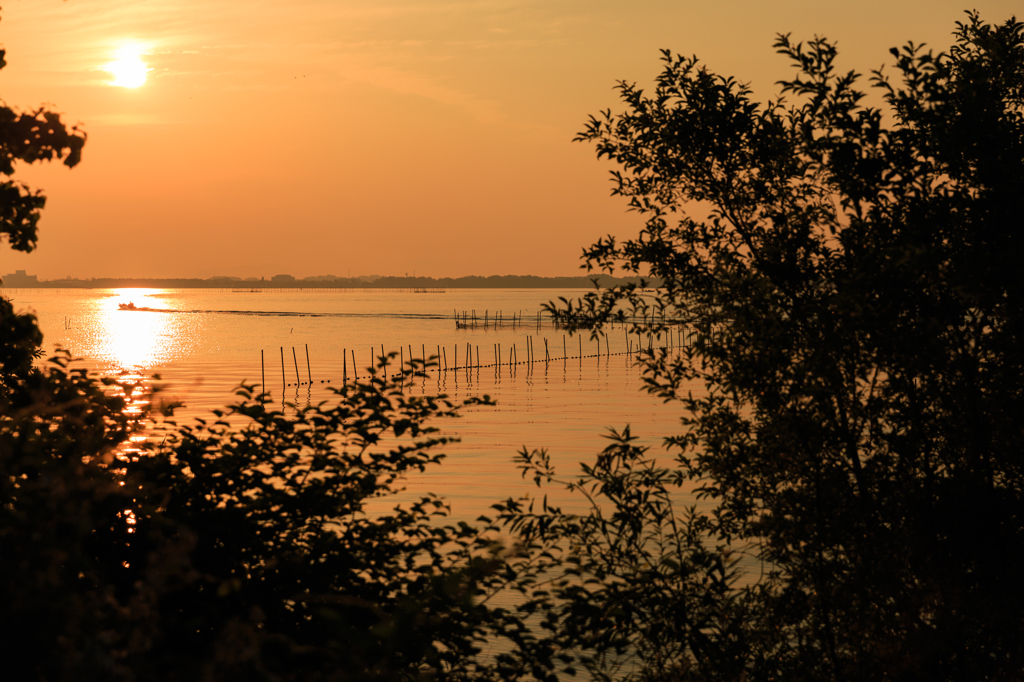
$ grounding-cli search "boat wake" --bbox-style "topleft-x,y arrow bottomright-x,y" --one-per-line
118,307 -> 452,320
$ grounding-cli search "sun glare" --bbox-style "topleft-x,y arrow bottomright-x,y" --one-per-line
104,45 -> 150,88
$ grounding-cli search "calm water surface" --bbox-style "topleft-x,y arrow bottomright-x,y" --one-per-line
9,287 -> 695,522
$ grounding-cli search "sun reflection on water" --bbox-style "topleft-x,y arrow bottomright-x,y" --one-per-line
99,289 -> 175,371
89,289 -> 186,430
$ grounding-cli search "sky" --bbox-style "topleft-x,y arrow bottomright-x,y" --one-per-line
0,0 -> 1019,280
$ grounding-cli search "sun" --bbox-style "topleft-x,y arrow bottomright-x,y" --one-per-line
104,44 -> 150,88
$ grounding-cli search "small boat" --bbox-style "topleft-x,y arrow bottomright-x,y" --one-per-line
118,302 -> 137,310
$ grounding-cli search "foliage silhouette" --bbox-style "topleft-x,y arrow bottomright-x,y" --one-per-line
2,341 -> 554,679
0,44 -> 84,253
110,364 -> 540,681
497,10 -> 1024,681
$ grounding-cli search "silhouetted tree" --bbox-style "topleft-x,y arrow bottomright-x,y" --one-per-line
500,11 -> 1024,681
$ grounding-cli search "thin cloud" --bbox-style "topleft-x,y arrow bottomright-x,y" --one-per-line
340,62 -> 506,124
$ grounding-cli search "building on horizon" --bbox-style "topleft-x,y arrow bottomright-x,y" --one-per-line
1,270 -> 39,287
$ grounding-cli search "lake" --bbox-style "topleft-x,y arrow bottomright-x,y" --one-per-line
6,287 -> 695,523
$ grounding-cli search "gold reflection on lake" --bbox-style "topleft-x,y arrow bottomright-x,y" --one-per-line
98,289 -> 173,371
93,289 -> 183,425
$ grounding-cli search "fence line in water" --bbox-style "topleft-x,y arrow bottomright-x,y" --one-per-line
452,308 -> 700,333
260,323 -> 725,399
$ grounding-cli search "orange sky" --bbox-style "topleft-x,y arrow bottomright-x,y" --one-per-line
1,0 -> 1018,279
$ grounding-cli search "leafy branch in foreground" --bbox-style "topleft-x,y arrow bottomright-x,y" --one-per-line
130,360 -> 517,680
495,428 -> 753,682
0,323 -> 151,680
0,44 -> 84,253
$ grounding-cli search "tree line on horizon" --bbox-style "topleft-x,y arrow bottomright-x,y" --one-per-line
1,272 -> 658,289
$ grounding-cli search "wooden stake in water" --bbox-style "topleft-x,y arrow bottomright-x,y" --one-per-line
261,349 -> 266,399
352,349 -> 357,379
292,347 -> 300,386
305,344 -> 312,384
280,347 -> 286,391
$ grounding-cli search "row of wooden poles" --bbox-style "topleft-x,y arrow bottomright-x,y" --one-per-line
262,345 -> 316,391
260,325 -> 716,395
453,309 -> 606,331
454,309 -> 522,329
454,309 -> 691,333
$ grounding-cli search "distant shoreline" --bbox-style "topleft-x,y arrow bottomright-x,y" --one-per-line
1,274 -> 659,290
